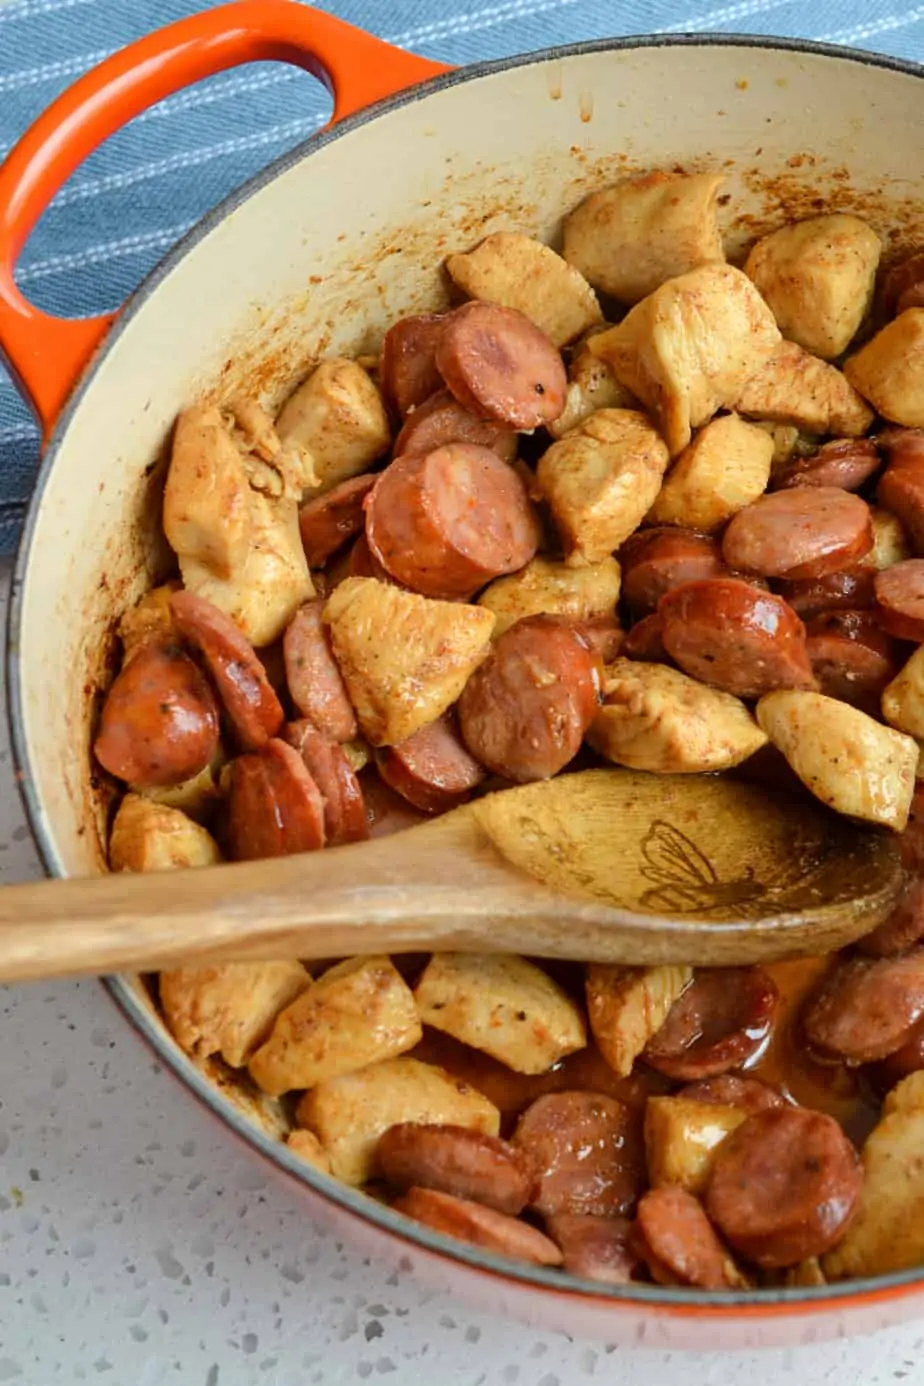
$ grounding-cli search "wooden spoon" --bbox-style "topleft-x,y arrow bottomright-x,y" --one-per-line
0,769 -> 903,983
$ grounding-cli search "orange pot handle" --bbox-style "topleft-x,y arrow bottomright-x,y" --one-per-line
0,0 -> 448,441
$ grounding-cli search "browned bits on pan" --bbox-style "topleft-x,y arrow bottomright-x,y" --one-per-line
435,301 -> 567,429
377,1123 -> 533,1214
511,1091 -> 645,1219
226,738 -> 325,860
642,967 -> 779,1081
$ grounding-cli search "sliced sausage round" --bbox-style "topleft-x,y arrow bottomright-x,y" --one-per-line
349,533 -> 395,584
226,738 -> 326,860
773,439 -> 880,493
705,1108 -> 862,1268
619,528 -> 728,619
642,967 -> 779,1081
298,474 -> 377,569
622,613 -> 670,664
170,590 -> 284,750
365,444 -> 539,601
394,388 -> 518,463
877,429 -> 924,552
901,784 -> 924,873
511,1091 -> 645,1219
722,488 -> 873,580
374,714 -> 485,814
283,719 -> 367,845
775,568 -> 876,619
677,1074 -> 787,1115
636,1186 -> 741,1289
881,251 -> 924,320
94,641 -> 220,788
458,615 -> 601,783
658,579 -> 816,699
875,559 -> 924,640
859,877 -> 924,958
868,1015 -> 924,1092
804,609 -> 901,712
392,1186 -> 563,1266
378,312 -> 447,417
377,1123 -> 533,1215
571,614 -> 624,664
282,601 -> 357,743
435,301 -> 567,429
802,951 -> 924,1063
544,1213 -> 639,1286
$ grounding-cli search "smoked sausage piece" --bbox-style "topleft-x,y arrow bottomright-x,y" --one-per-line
349,533 -> 394,584
458,615 -> 601,782
874,559 -> 924,640
298,474 -> 377,568
377,1123 -> 533,1215
868,1016 -> 924,1092
677,1074 -> 787,1115
775,569 -> 876,620
859,877 -> 924,958
361,770 -> 429,840
365,444 -> 539,600
511,1091 -> 645,1218
226,737 -> 326,860
282,601 -> 357,742
544,1213 -> 639,1285
722,488 -> 873,580
804,610 -> 902,711
170,590 -> 284,750
622,613 -> 670,663
94,641 -> 219,787
379,312 -> 447,417
880,250 -> 924,319
705,1108 -> 862,1267
642,967 -> 779,1081
773,439 -> 880,493
374,714 -> 485,814
620,528 -> 728,618
877,428 -> 924,551
571,613 -> 624,664
435,301 -> 567,429
637,1186 -> 743,1288
283,719 -> 367,845
658,579 -> 817,699
802,952 -> 924,1063
393,388 -> 518,463
392,1186 -> 563,1266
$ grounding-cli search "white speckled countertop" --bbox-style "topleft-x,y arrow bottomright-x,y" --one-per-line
4,568 -> 924,1383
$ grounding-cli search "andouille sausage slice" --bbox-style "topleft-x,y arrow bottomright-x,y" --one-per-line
374,714 -> 485,814
298,474 -> 377,568
875,559 -> 924,640
393,388 -> 518,463
436,301 -> 567,429
458,615 -> 602,783
377,1123 -> 533,1215
880,250 -> 924,319
511,1091 -> 645,1218
379,312 -> 447,417
722,488 -> 874,580
877,428 -> 924,551
804,610 -> 902,711
622,613 -> 670,663
349,533 -> 395,584
868,1015 -> 924,1092
226,738 -> 326,860
642,967 -> 779,1081
677,1074 -> 787,1115
571,614 -> 624,664
544,1214 -> 640,1286
283,719 -> 367,845
170,590 -> 284,750
659,579 -> 817,699
801,951 -> 924,1064
94,641 -> 220,787
282,601 -> 357,743
619,528 -> 729,619
775,568 -> 876,619
773,439 -> 881,493
361,769 -> 429,839
859,877 -> 924,958
365,444 -> 540,600
392,1187 -> 563,1266
901,784 -> 924,873
637,1186 -> 743,1289
705,1108 -> 862,1267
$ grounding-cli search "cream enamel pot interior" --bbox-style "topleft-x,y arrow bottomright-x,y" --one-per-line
4,2 -> 924,1348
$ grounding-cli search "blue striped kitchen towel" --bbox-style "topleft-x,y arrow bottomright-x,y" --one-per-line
1,0 -> 923,553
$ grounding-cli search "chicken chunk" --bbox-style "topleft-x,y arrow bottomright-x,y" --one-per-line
548,339 -> 639,440
647,413 -> 773,531
160,960 -> 311,1068
562,171 -> 726,305
753,421 -> 803,470
323,577 -> 495,745
134,756 -> 225,822
744,214 -> 881,360
845,310 -> 924,428
225,395 -> 313,499
248,956 -> 422,1097
164,406 -> 252,579
585,964 -> 692,1077
478,555 -> 621,636
109,794 -> 221,873
588,661 -> 768,773
535,408 -> 670,564
275,358 -> 391,493
862,507 -> 912,572
296,1057 -> 500,1185
644,1097 -> 746,1195
445,231 -> 602,348
734,340 -> 874,437
882,647 -> 924,740
414,953 -> 587,1075
119,583 -> 181,661
824,1071 -> 924,1279
193,1053 -> 291,1140
756,690 -> 918,830
588,265 -> 782,455
286,1128 -> 333,1175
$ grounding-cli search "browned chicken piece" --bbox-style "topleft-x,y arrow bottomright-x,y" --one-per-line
275,358 -> 392,493
845,310 -> 924,428
735,340 -> 874,437
563,171 -> 726,305
118,582 -> 181,661
286,1129 -> 333,1174
160,960 -> 311,1069
547,335 -> 640,439
585,964 -> 692,1077
323,577 -> 496,745
225,395 -> 314,498
164,406 -> 252,579
446,231 -> 602,348
647,414 -> 774,532
644,1096 -> 747,1195
108,794 -> 221,873
588,265 -> 781,455
134,755 -> 225,822
744,214 -> 881,360
478,555 -> 622,636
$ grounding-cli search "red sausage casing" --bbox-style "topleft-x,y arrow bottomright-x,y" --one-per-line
282,601 -> 357,742
722,488 -> 873,580
378,312 -> 447,417
804,609 -> 902,711
643,967 -> 779,1081
298,474 -> 377,568
619,528 -> 729,619
283,719 -> 367,846
436,301 -> 567,429
394,388 -> 518,463
226,737 -> 326,860
374,714 -> 485,814
875,558 -> 924,640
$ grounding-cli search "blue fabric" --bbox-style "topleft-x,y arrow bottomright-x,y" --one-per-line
1,0 -> 923,553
